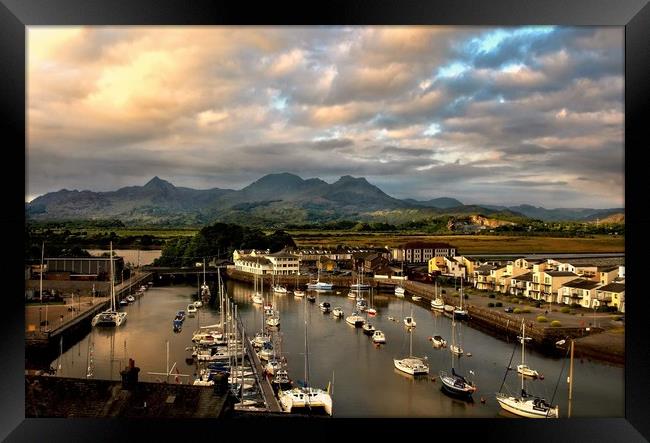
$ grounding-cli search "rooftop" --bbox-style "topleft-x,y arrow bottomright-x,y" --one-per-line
562,278 -> 602,290
598,282 -> 625,293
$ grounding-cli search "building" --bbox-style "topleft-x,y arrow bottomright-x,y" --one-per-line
44,257 -> 124,281
559,278 -> 602,307
391,242 -> 457,264
510,272 -> 533,297
530,270 -> 579,303
428,256 -> 466,279
265,249 -> 300,275
233,249 -> 300,276
595,283 -> 625,312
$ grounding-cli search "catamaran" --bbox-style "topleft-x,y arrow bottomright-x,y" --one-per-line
278,295 -> 333,415
91,242 -> 127,327
496,320 -> 559,418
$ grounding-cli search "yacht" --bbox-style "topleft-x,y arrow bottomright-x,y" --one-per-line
91,242 -> 127,327
345,311 -> 366,327
332,307 -> 344,318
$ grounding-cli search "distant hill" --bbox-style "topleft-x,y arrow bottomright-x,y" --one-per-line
26,173 -> 623,226
481,204 -> 624,222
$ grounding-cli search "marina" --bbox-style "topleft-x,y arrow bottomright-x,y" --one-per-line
35,279 -> 624,418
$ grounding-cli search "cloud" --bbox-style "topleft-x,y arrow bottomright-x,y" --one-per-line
27,26 -> 624,208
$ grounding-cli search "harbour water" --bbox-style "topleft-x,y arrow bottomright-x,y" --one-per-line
47,280 -> 624,418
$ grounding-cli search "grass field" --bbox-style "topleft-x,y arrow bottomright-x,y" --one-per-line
286,232 -> 624,254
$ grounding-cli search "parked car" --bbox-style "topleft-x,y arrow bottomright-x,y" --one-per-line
504,307 -> 514,313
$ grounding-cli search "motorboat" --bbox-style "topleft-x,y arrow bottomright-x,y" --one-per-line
356,299 -> 368,311
345,311 -> 366,327
273,285 -> 288,294
271,369 -> 293,392
431,335 -> 447,348
395,286 -> 405,297
450,344 -> 464,356
266,316 -> 280,327
126,295 -> 135,303
265,359 -> 281,375
372,330 -> 386,344
293,289 -> 305,297
307,294 -> 316,303
119,299 -> 129,306
251,332 -> 272,348
193,300 -> 203,308
411,296 -> 422,301
187,304 -> 197,314
347,291 -> 358,299
367,308 -> 377,316
404,316 -> 416,328
306,281 -> 334,290
431,298 -> 445,311
319,302 -> 331,312
252,294 -> 264,304
332,307 -> 344,318
517,364 -> 540,378
362,322 -> 376,336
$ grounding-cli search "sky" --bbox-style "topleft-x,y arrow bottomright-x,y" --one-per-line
27,26 -> 624,208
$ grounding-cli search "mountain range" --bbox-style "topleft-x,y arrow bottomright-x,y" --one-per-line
26,173 -> 624,226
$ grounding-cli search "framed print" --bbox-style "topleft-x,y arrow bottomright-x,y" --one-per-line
2,0 -> 649,441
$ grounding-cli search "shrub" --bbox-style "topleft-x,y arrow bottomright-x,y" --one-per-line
521,308 -> 531,313
550,320 -> 562,327
488,294 -> 496,299
513,308 -> 522,314
510,297 -> 519,303
536,316 -> 548,323
570,303 -> 580,308
560,307 -> 570,313
518,300 -> 524,304
495,302 -> 503,307
488,302 -> 495,308
452,293 -> 459,298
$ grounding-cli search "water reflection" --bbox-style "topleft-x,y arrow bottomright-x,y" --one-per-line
48,281 -> 624,418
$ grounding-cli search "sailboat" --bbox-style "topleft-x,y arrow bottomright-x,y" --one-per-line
306,257 -> 334,290
91,242 -> 127,327
200,258 -> 211,303
293,273 -> 305,297
395,262 -> 406,297
439,315 -> 476,397
496,321 -> 559,418
366,287 -> 377,316
251,274 -> 264,305
361,302 -> 376,335
350,268 -> 370,290
272,273 -> 288,294
404,305 -> 417,328
453,277 -> 468,319
266,289 -> 281,327
278,294 -> 333,415
430,310 -> 447,348
517,328 -> 540,378
431,281 -> 445,311
394,312 -> 429,375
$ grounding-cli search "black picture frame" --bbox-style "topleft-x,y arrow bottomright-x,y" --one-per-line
2,0 -> 648,441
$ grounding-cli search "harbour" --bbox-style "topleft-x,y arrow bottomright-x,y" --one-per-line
28,279 -> 624,418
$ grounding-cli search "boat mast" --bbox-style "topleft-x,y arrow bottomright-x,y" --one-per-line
568,339 -> 575,417
521,320 -> 525,394
110,241 -> 115,311
304,293 -> 309,391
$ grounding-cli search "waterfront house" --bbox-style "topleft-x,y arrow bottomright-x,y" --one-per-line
266,249 -> 300,275
509,271 -> 533,297
233,255 -> 274,275
474,264 -> 497,290
530,270 -> 579,303
428,256 -> 467,279
45,257 -> 124,281
391,241 -> 457,264
595,282 -> 625,312
559,278 -> 602,307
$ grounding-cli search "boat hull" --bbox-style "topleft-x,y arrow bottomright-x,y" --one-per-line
496,395 -> 559,418
394,358 -> 429,375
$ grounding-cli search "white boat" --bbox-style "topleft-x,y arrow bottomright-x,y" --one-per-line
332,307 -> 344,318
362,322 -> 376,336
266,316 -> 280,327
278,294 -> 333,416
187,304 -> 197,314
258,346 -> 274,361
496,320 -> 558,418
345,311 -> 366,327
252,294 -> 264,304
450,344 -> 464,356
516,322 -> 540,378
431,298 -> 445,311
265,359 -> 281,375
372,330 -> 386,344
306,258 -> 334,290
411,296 -> 421,301
367,308 -> 377,316
395,286 -> 405,297
517,364 -> 540,378
319,302 -> 331,312
347,291 -> 358,299
444,304 -> 455,313
356,298 -> 368,311
273,285 -> 288,294
394,314 -> 429,376
431,335 -> 447,348
453,278 -> 469,319
200,258 -> 211,302
91,242 -> 127,327
307,281 -> 334,290
193,300 -> 203,308
404,316 -> 416,328
293,290 -> 305,297
251,332 -> 272,348
126,295 -> 135,303
350,283 -> 370,290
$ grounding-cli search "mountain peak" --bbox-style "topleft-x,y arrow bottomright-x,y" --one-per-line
144,176 -> 175,189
